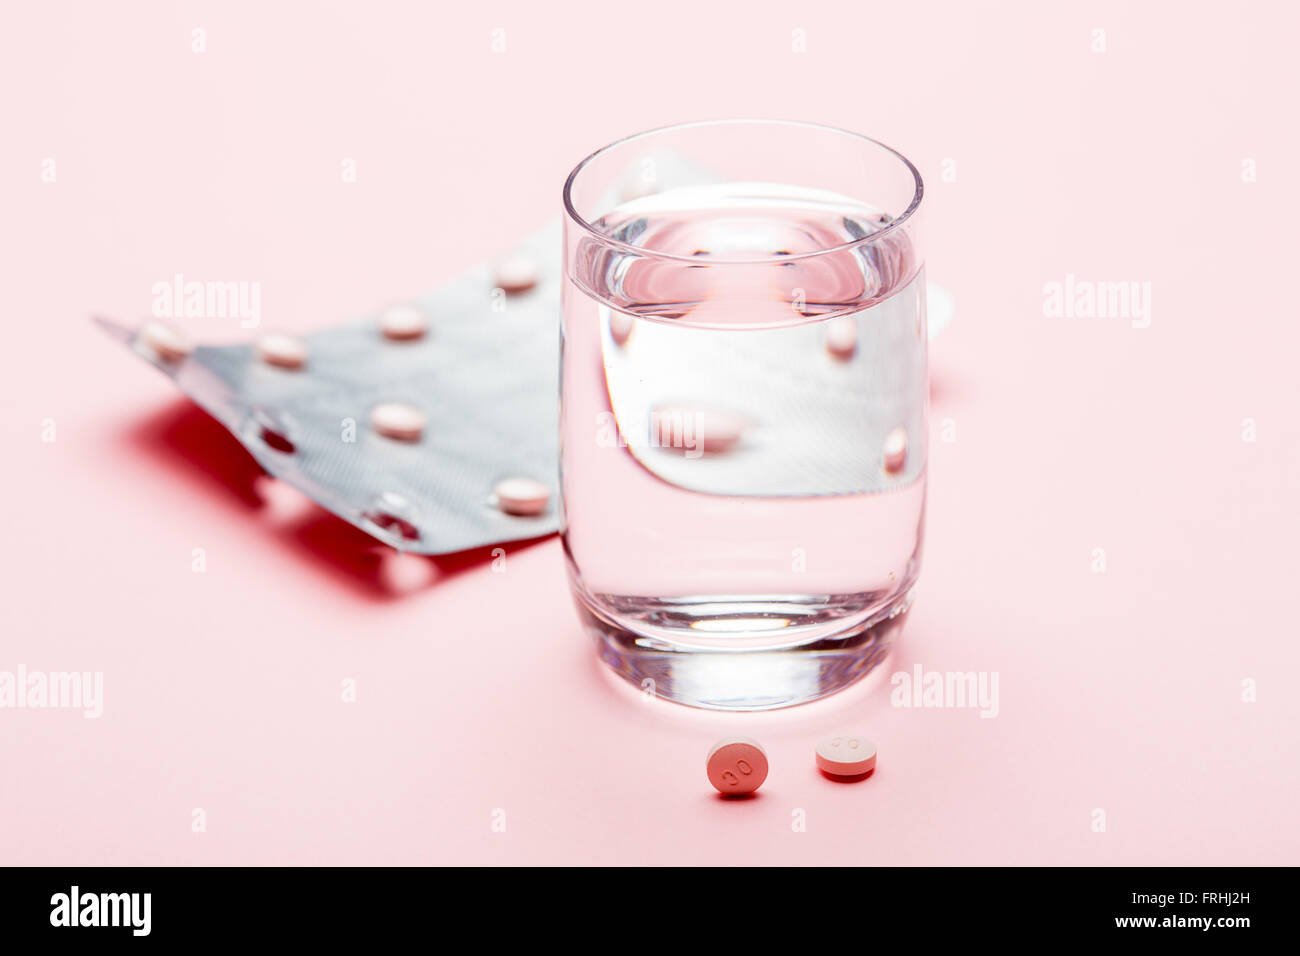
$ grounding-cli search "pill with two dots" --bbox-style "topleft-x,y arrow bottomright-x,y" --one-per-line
706,737 -> 769,795
815,734 -> 877,778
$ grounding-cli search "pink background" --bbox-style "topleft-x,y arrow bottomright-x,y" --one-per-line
2,1 -> 1297,865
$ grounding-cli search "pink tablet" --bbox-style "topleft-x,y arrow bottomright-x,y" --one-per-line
707,737 -> 769,795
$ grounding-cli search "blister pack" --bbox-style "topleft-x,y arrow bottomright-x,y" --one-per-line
99,223 -> 954,556
98,226 -> 562,555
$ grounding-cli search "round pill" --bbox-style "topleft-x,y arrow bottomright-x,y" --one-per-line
882,426 -> 908,474
609,310 -> 634,346
706,737 -> 768,796
140,321 -> 193,362
379,303 -> 428,341
826,316 -> 857,359
652,404 -> 746,455
493,255 -> 539,294
815,735 -> 876,777
370,402 -> 426,442
257,332 -> 307,369
493,477 -> 550,517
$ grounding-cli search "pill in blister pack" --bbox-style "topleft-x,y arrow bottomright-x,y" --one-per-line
257,333 -> 308,369
378,303 -> 429,341
97,226 -> 561,556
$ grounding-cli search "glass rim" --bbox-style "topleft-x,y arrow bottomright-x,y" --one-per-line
562,118 -> 924,266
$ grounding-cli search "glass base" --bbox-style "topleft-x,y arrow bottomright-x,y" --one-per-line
574,584 -> 912,710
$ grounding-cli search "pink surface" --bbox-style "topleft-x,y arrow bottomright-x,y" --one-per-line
2,1 -> 1298,865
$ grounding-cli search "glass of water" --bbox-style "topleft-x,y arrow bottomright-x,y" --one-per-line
560,120 -> 926,710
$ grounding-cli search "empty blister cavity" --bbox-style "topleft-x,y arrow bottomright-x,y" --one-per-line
245,406 -> 298,454
362,491 -> 423,545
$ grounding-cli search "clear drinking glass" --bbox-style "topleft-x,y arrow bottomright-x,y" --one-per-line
560,120 -> 926,710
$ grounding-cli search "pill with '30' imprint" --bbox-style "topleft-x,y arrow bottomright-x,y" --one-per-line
707,737 -> 768,795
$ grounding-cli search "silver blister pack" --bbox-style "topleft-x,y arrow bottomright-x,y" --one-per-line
98,226 -> 561,555
99,216 -> 954,556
